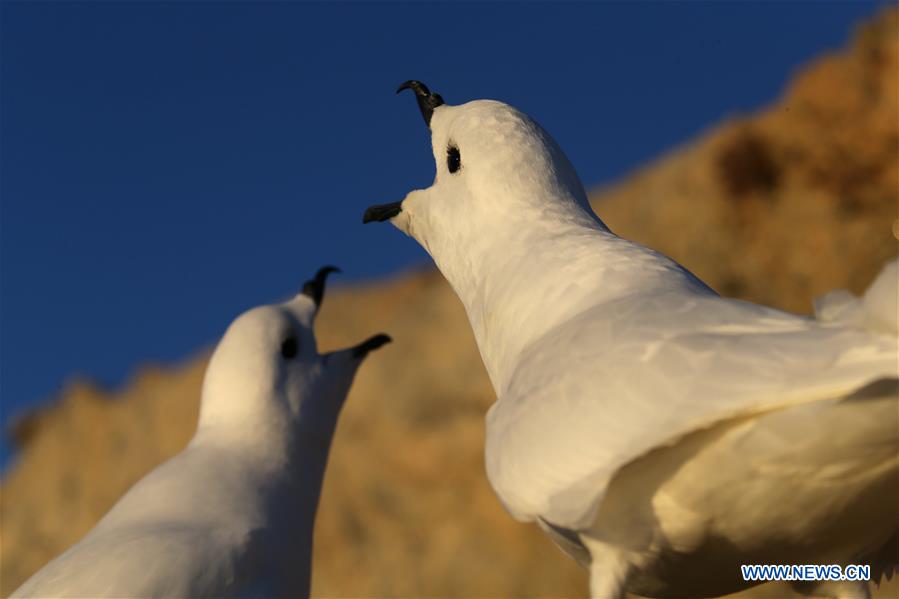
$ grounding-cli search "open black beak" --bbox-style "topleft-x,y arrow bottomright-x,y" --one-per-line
301,266 -> 340,309
351,333 -> 392,359
362,201 -> 403,224
363,81 -> 445,225
397,80 -> 444,128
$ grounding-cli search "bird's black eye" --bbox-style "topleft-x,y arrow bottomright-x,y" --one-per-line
447,145 -> 461,174
280,337 -> 298,359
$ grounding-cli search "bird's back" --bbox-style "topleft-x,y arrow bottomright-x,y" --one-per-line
11,520 -> 259,598
12,445 -> 273,598
486,282 -> 899,529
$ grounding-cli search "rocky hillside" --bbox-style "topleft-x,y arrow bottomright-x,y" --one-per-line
596,8 -> 898,313
2,9 -> 897,598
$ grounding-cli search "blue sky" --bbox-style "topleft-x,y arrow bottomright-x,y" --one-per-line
0,1 -> 882,467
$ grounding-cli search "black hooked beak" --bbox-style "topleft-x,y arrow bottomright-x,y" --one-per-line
362,202 -> 403,224
301,265 -> 340,309
351,333 -> 392,359
397,80 -> 444,128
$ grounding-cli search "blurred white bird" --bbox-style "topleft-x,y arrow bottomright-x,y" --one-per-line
364,81 -> 898,599
11,267 -> 391,599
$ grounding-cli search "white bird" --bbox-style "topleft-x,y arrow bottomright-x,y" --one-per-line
12,267 -> 391,599
364,81 -> 899,599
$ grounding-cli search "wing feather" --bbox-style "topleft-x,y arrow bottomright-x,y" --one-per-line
486,290 -> 898,529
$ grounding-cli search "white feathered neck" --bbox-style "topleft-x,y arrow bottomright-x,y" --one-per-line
393,100 -> 711,394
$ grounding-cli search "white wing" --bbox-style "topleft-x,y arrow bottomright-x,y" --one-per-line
815,258 -> 898,335
486,266 -> 898,529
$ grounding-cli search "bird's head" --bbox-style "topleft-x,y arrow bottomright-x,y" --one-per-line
363,81 -> 594,258
198,267 -> 391,439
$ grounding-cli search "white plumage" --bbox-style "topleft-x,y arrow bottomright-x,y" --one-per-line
365,83 -> 898,598
12,268 -> 390,599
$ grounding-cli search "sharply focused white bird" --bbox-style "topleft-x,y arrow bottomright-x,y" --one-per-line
12,267 -> 391,599
364,81 -> 899,599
